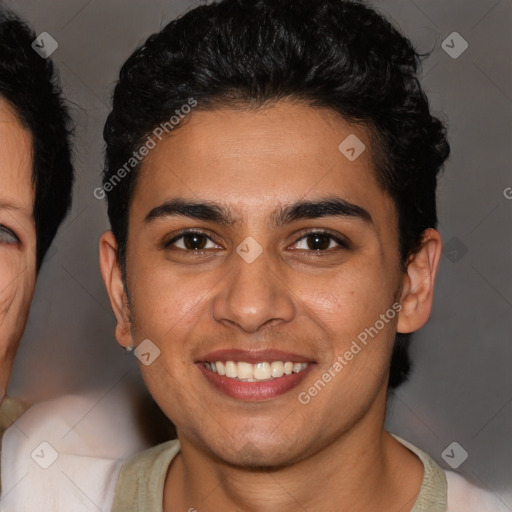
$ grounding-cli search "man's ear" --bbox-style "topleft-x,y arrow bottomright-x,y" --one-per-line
397,228 -> 442,334
99,231 -> 133,349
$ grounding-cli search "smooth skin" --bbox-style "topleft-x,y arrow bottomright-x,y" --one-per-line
0,99 -> 36,403
100,101 -> 442,512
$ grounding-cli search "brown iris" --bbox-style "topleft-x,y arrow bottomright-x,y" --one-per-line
306,234 -> 331,251
183,233 -> 208,250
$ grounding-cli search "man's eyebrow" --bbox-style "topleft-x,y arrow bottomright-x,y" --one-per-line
144,197 -> 372,227
145,199 -> 238,226
273,197 -> 372,227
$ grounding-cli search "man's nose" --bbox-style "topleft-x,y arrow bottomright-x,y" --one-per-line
211,244 -> 296,333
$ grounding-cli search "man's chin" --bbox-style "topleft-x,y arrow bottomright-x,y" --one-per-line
200,435 -> 310,471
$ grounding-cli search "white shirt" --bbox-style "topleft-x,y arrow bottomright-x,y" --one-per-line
0,392 -> 148,512
445,470 -> 511,511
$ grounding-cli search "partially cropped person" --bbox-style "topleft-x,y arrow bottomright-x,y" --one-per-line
0,9 -> 152,512
0,6 -> 73,488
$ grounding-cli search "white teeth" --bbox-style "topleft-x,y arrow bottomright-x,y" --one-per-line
237,362 -> 253,380
271,361 -> 284,377
225,361 -> 237,378
293,363 -> 308,373
253,362 -> 271,380
203,360 -> 309,381
216,361 -> 225,376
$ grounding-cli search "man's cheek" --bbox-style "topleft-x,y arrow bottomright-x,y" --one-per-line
139,360 -> 191,422
140,294 -> 204,344
304,289 -> 340,315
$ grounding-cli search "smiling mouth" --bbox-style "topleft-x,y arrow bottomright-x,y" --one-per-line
202,360 -> 309,382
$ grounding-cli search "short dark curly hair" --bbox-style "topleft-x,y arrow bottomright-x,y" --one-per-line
103,0 -> 450,389
0,8 -> 74,271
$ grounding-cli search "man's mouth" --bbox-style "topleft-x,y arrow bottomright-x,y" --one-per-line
202,360 -> 309,382
195,349 -> 315,400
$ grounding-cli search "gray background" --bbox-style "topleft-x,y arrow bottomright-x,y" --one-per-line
3,0 -> 511,506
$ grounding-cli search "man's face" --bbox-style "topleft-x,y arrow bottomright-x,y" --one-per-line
0,100 -> 36,402
113,102 -> 407,466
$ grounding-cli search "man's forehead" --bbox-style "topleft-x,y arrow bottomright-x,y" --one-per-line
131,103 -> 386,228
142,102 -> 372,164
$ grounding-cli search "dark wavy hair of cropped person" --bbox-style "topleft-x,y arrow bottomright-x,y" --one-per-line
0,8 -> 74,271
102,0 -> 450,390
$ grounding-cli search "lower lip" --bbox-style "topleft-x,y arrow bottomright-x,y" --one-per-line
197,363 -> 314,401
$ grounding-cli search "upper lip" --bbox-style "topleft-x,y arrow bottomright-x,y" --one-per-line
195,348 -> 315,364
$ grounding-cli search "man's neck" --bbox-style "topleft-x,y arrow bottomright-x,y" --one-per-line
164,395 -> 424,512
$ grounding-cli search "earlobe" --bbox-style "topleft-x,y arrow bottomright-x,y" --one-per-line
98,231 -> 134,349
397,228 -> 442,334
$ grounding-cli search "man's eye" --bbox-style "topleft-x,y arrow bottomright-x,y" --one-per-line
0,225 -> 20,245
165,232 -> 218,251
293,232 -> 348,251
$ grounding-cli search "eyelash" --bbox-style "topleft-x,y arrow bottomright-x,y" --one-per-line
293,231 -> 350,252
0,225 -> 20,245
163,229 -> 216,251
163,229 -> 350,254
